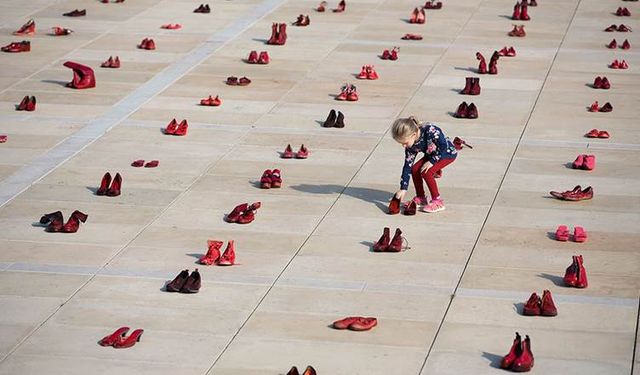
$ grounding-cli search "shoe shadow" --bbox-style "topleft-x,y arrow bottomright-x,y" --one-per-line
360,240 -> 375,252
453,66 -> 477,73
513,302 -> 524,315
563,162 -> 574,169
498,15 -> 514,20
289,184 -> 390,213
481,352 -> 504,368
545,231 -> 557,240
31,221 -> 48,228
86,186 -> 98,194
450,88 -> 463,94
315,119 -> 326,127
186,252 -> 203,260
448,111 -> 460,118
41,79 -> 70,87
251,38 -> 269,43
537,272 -> 565,287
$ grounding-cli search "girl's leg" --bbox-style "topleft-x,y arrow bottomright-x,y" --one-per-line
410,156 -> 427,199
421,158 -> 456,212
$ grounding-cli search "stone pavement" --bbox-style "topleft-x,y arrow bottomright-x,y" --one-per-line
0,0 -> 638,374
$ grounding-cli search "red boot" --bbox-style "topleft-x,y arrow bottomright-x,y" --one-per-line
519,1 -> 530,20
198,240 -> 222,265
276,23 -> 287,45
501,332 -> 522,369
511,335 -> 534,372
476,52 -> 487,74
267,23 -> 278,45
512,2 -> 521,20
217,240 -> 235,266
460,77 -> 473,95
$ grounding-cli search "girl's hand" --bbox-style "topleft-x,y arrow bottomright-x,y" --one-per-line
395,190 -> 406,200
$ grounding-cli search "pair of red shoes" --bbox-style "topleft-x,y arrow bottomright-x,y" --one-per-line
610,59 -> 629,69
409,7 -> 426,24
572,154 -> 595,170
332,316 -> 378,331
166,269 -> 201,292
138,38 -> 156,50
550,185 -> 593,201
585,128 -> 610,138
555,225 -> 587,242
282,144 -> 308,159
512,0 -> 531,21
97,172 -> 122,196
293,14 -> 311,26
161,23 -> 182,30
564,255 -> 588,288
508,24 -> 526,37
501,333 -> 534,372
40,210 -> 88,233
51,27 -> 73,36
336,84 -> 358,101
64,61 -> 96,89
2,40 -> 30,53
318,0 -> 346,13
99,327 -> 144,349
287,366 -> 316,375
200,95 -> 222,106
616,7 -> 632,16
131,159 -> 159,168
16,95 -> 36,111
460,77 -> 481,95
498,46 -> 517,57
607,39 -> 631,49
454,102 -> 479,119
194,4 -> 211,13
401,33 -> 423,40
260,169 -> 282,189
267,23 -> 287,45
226,76 -> 251,86
13,19 -> 35,35
198,240 -> 236,266
164,119 -> 188,136
588,101 -> 612,112
63,9 -> 86,17
373,227 -> 406,252
247,50 -> 270,64
423,0 -> 443,9
605,24 -> 632,32
356,65 -> 379,80
101,56 -> 120,68
523,290 -> 557,316
593,76 -> 611,89
381,47 -> 399,60
226,202 -> 261,224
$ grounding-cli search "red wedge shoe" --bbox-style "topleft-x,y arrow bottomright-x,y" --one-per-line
113,329 -> 144,349
555,225 -> 569,241
199,240 -> 223,265
260,169 -> 272,189
61,210 -> 88,233
16,95 -> 30,111
333,317 -> 359,329
540,290 -> 557,316
511,335 -> 534,372
501,333 -> 522,369
296,144 -> 309,159
573,226 -> 587,242
373,227 -> 390,252
522,292 -> 541,316
99,327 -> 129,346
282,144 -> 294,158
270,169 -> 282,188
96,172 -> 112,196
348,317 -> 377,331
217,240 -> 235,266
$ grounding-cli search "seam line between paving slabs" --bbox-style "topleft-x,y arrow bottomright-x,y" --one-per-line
0,0 -> 292,365
631,298 -> 639,374
418,1 -> 585,373
0,0 -> 286,208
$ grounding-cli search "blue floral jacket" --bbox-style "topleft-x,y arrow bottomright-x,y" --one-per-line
400,123 -> 457,190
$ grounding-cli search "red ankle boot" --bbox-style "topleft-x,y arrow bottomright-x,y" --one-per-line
501,332 -> 522,369
217,240 -> 235,265
540,290 -> 557,316
470,77 -> 481,95
199,240 -> 222,265
267,23 -> 278,45
373,227 -> 390,252
461,77 -> 473,95
511,335 -> 534,372
387,228 -> 404,252
563,255 -> 578,287
519,1 -> 530,20
276,23 -> 287,45
476,52 -> 487,74
61,210 -> 88,233
96,172 -> 112,196
575,255 -> 588,288
522,292 -> 541,316
512,2 -> 521,20
107,173 -> 122,197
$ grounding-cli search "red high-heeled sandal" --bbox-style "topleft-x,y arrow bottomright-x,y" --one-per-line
113,328 -> 144,348
99,327 -> 130,346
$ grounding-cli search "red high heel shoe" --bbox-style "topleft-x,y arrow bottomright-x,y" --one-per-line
373,227 -> 390,251
180,269 -> 201,293
96,172 -> 112,196
247,50 -> 258,63
113,329 -> 144,349
107,173 -> 122,196
16,95 -> 29,111
540,290 -> 557,316
270,169 -> 282,188
173,119 -> 188,136
61,210 -> 88,233
199,240 -> 223,265
522,292 -> 541,315
164,118 -> 178,134
476,52 -> 487,74
14,19 -> 36,35
455,101 -> 468,118
387,228 -> 404,252
453,137 -> 473,150
511,335 -> 534,372
333,0 -> 346,13
282,144 -> 294,158
501,332 -> 522,369
348,317 -> 377,331
260,169 -> 272,189
63,61 -> 95,89
619,60 -> 629,69
217,240 -> 235,265
467,103 -> 478,118
296,144 -> 309,159
388,195 -> 401,214
555,225 -> 569,241
99,327 -> 129,346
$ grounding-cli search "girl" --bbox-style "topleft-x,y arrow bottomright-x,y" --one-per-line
391,116 -> 457,213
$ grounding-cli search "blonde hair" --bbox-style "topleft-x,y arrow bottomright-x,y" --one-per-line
391,116 -> 420,142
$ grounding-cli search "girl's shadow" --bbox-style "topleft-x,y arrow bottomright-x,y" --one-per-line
289,184 -> 390,213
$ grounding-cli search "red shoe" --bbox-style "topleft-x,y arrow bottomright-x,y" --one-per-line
607,39 -> 617,48
238,77 -> 251,86
585,128 -> 599,138
63,9 -> 86,17
563,255 -> 579,286
416,8 -> 426,24
617,24 -> 632,32
600,102 -> 612,111
619,60 -> 629,69
258,51 -> 270,64
621,39 -> 631,49
96,172 -> 112,196
144,160 -> 159,168
389,47 -> 399,60
301,366 -> 316,375
296,144 -> 309,159
529,0 -> 537,6
511,335 -> 534,372
555,225 -> 569,241
519,1 -> 530,20
346,85 -> 359,101
316,1 -> 327,12
348,317 -> 377,331
593,76 -> 603,88
247,50 -> 258,63
99,327 -> 129,346
455,101 -> 468,118
476,52 -> 487,74
164,118 -> 178,134
403,200 -> 417,215
267,23 -> 278,45
180,269 -> 201,293
409,7 -> 419,23
508,24 -> 526,37
467,103 -> 478,119
501,332 -> 522,369
381,49 -> 391,60
575,255 -> 588,288
387,228 -> 404,252
507,46 -> 516,57
107,173 -> 122,197
200,95 -> 221,106
113,329 -> 144,349
588,101 -> 599,112
488,61 -> 497,75
61,210 -> 88,233
540,290 -> 557,316
610,59 -> 620,69
616,7 -> 625,16
51,27 -> 73,36
522,292 -> 541,316
0,135 -> 7,143
282,144 -> 294,158
333,0 -> 346,13
112,56 -> 120,68
373,227 -> 390,251
63,61 -> 95,89
336,85 -> 348,100
388,196 -> 401,215
601,76 -> 610,89
460,77 -> 473,95
237,202 -> 260,224
423,0 -> 442,9
276,23 -> 287,45
288,367 -> 301,375
270,169 -> 282,188
226,203 -> 248,223
366,65 -> 379,79
357,65 -> 368,79
173,119 -> 188,136
226,76 -> 238,85
260,169 -> 272,189
161,23 -> 182,29
101,56 -> 114,68
512,3 -> 521,20
217,240 -> 235,265
598,130 -> 610,138
453,137 -> 473,150
498,47 -> 509,56
469,78 -> 481,95
333,317 -> 359,329
44,211 -> 65,233
13,19 -> 36,36
571,154 -> 584,169
623,7 -> 631,16
2,40 -> 31,53
581,155 -> 595,170
573,226 -> 587,242
401,33 -> 423,40
166,269 -> 189,291
605,24 -> 618,32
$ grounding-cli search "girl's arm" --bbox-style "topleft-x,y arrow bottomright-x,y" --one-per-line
399,148 -> 416,190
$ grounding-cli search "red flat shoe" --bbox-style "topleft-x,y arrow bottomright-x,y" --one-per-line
605,24 -> 618,32
522,292 -> 541,316
238,76 -> 251,86
63,9 -> 86,17
131,159 -> 144,167
226,76 -> 238,85
332,316 -> 359,329
99,327 -> 130,346
540,290 -> 557,316
455,101 -> 468,118
597,130 -> 610,138
217,240 -> 235,265
372,227 -> 390,251
555,225 -> 569,241
296,144 -> 309,159
401,33 -> 423,40
226,203 -> 248,223
113,329 -> 144,349
260,169 -> 272,189
144,160 -> 159,168
501,332 -> 522,369
617,24 -> 632,32
585,128 -> 599,138
301,366 -> 317,375
199,240 -> 222,265
51,27 -> 73,36
366,65 -> 379,80
270,169 -> 282,188
161,23 -> 182,30
316,1 -> 327,12
348,317 -> 377,331
573,226 -> 587,242
96,172 -> 112,196
282,144 -> 294,158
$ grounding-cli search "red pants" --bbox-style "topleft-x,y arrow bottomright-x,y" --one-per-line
411,157 -> 456,199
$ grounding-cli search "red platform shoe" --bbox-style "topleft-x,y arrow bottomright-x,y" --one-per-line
373,227 -> 390,251
113,329 -> 144,349
199,240 -> 222,265
217,240 -> 235,265
61,210 -> 88,233
13,19 -> 36,36
63,61 -> 95,89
